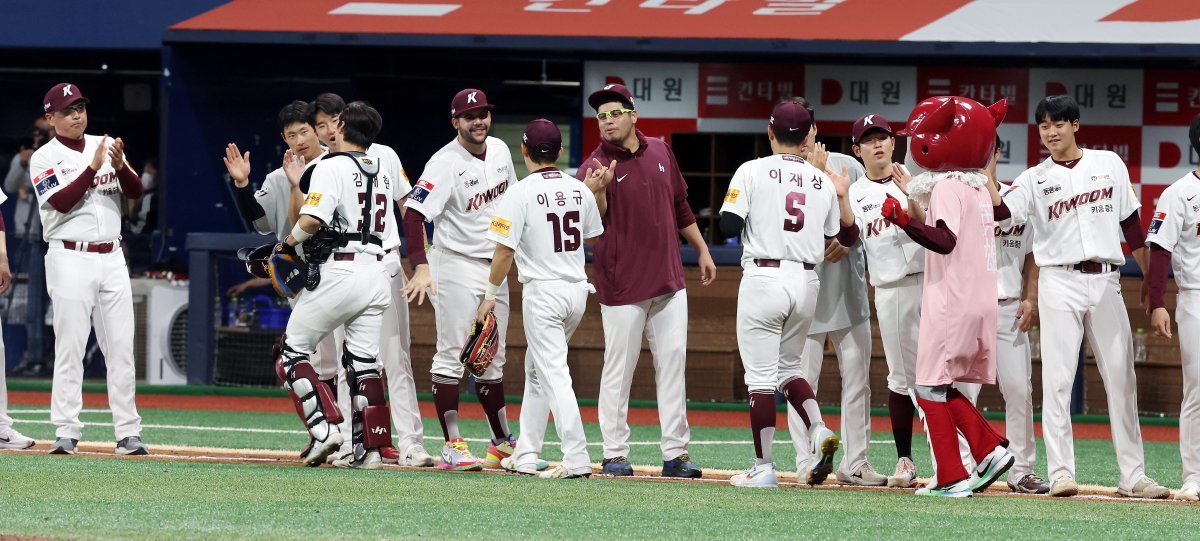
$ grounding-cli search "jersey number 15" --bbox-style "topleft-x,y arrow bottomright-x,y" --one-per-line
546,211 -> 581,252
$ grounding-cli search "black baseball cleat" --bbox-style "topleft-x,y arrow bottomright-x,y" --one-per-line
662,453 -> 702,478
601,456 -> 634,476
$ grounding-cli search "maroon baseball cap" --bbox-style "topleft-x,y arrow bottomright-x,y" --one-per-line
769,101 -> 813,135
450,88 -> 494,117
43,82 -> 89,113
522,118 -> 562,152
588,83 -> 636,111
851,114 -> 893,143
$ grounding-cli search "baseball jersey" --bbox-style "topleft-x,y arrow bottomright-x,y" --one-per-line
1006,149 -> 1140,266
995,183 -> 1033,300
811,152 -> 871,333
1146,171 -> 1200,290
255,150 -> 329,242
301,153 -> 399,257
405,136 -> 517,259
485,168 -> 603,283
721,153 -> 841,267
848,176 -> 926,286
28,135 -> 128,242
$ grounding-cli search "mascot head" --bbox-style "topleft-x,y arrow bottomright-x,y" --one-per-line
898,96 -> 1007,172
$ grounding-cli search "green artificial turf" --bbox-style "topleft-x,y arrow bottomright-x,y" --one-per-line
0,453 -> 1196,541
4,405 -> 1186,489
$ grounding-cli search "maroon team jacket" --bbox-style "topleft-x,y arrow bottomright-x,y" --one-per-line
577,130 -> 697,306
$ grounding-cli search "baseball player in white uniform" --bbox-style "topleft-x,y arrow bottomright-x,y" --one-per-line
781,100 -> 885,486
845,114 -> 924,487
720,100 -> 856,488
305,93 -> 431,467
0,195 -> 35,450
479,119 -> 603,479
277,102 -> 396,469
402,88 -> 547,472
30,83 -> 147,456
1145,115 -> 1200,501
1003,95 -> 1168,499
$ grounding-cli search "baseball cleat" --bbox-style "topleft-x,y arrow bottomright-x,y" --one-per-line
49,437 -> 79,455
1176,482 -> 1200,502
1007,473 -> 1050,494
539,464 -> 591,479
0,429 -> 35,450
115,436 -> 149,456
379,445 -> 400,464
887,457 -> 918,488
484,436 -> 549,471
1049,476 -> 1079,497
971,445 -> 1015,492
401,444 -> 436,467
808,425 -> 840,485
333,450 -> 383,470
601,456 -> 634,476
438,438 -> 483,471
795,458 -> 815,484
303,433 -> 343,467
500,455 -> 537,475
1118,476 -> 1170,499
298,438 -> 316,460
915,477 -> 973,498
662,453 -> 702,478
836,463 -> 888,486
730,462 -> 779,488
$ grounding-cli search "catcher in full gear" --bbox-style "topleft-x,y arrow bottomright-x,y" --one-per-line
267,101 -> 399,469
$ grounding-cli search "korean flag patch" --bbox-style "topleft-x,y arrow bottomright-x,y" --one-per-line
1148,211 -> 1166,235
34,168 -> 59,196
408,179 -> 435,203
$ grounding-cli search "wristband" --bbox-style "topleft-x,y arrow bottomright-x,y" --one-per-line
484,282 -> 499,301
291,223 -> 313,243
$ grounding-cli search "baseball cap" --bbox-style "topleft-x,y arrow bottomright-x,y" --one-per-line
851,114 -> 893,144
588,83 -> 636,111
450,88 -> 494,117
43,82 -> 89,113
522,118 -> 562,153
769,101 -> 813,135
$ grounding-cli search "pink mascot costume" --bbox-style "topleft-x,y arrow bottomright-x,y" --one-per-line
882,96 -> 1015,497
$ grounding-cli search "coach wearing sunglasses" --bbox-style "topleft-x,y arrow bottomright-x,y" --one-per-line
578,83 -> 716,479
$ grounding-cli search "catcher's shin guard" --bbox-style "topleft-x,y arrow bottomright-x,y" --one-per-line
277,344 -> 341,442
343,346 -> 391,459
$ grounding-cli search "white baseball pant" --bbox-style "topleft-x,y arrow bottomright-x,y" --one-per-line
599,289 -> 691,461
1,323 -> 12,432
510,280 -> 592,474
1039,266 -> 1146,492
47,246 -> 142,440
284,259 -> 390,358
737,264 -> 819,392
789,319 -> 873,474
429,247 -> 509,380
1178,289 -> 1200,487
874,274 -> 922,395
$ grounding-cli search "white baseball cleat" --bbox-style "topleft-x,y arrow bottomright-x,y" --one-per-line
1118,476 -> 1170,499
888,457 -> 918,488
0,429 -> 35,450
303,433 -> 343,467
401,444 -> 436,467
836,463 -> 888,486
730,462 -> 779,488
538,464 -> 591,479
333,450 -> 383,470
1176,482 -> 1200,502
808,425 -> 840,485
500,455 -> 537,475
915,477 -> 973,498
971,445 -> 1015,493
795,458 -> 815,485
1049,476 -> 1079,497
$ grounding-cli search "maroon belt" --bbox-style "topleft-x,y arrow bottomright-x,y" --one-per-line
1070,261 -> 1113,274
754,259 -> 815,270
62,241 -> 116,253
333,252 -> 382,262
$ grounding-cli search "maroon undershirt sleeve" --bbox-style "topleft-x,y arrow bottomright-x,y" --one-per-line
403,208 -> 429,266
993,200 -> 1011,222
901,219 -> 958,255
1147,243 -> 1172,311
47,167 -> 96,213
117,166 -> 144,199
0,212 -> 6,232
835,222 -> 860,247
1120,210 -> 1146,251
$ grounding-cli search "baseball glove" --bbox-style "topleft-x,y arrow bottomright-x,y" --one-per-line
268,243 -> 308,298
459,311 -> 500,377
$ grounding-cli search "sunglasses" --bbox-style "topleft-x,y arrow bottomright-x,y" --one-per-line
58,102 -> 87,115
595,108 -> 633,121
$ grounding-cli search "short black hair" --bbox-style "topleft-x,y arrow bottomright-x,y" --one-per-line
527,145 -> 559,166
340,101 -> 382,148
1033,95 -> 1080,124
1190,114 -> 1200,155
310,93 -> 347,123
772,97 -> 812,147
793,96 -> 815,122
278,100 -> 314,132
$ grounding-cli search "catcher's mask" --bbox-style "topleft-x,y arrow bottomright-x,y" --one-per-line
237,243 -> 307,298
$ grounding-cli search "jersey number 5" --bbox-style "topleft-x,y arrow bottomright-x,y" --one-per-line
783,192 -> 806,232
357,192 -> 387,234
546,211 -> 581,252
